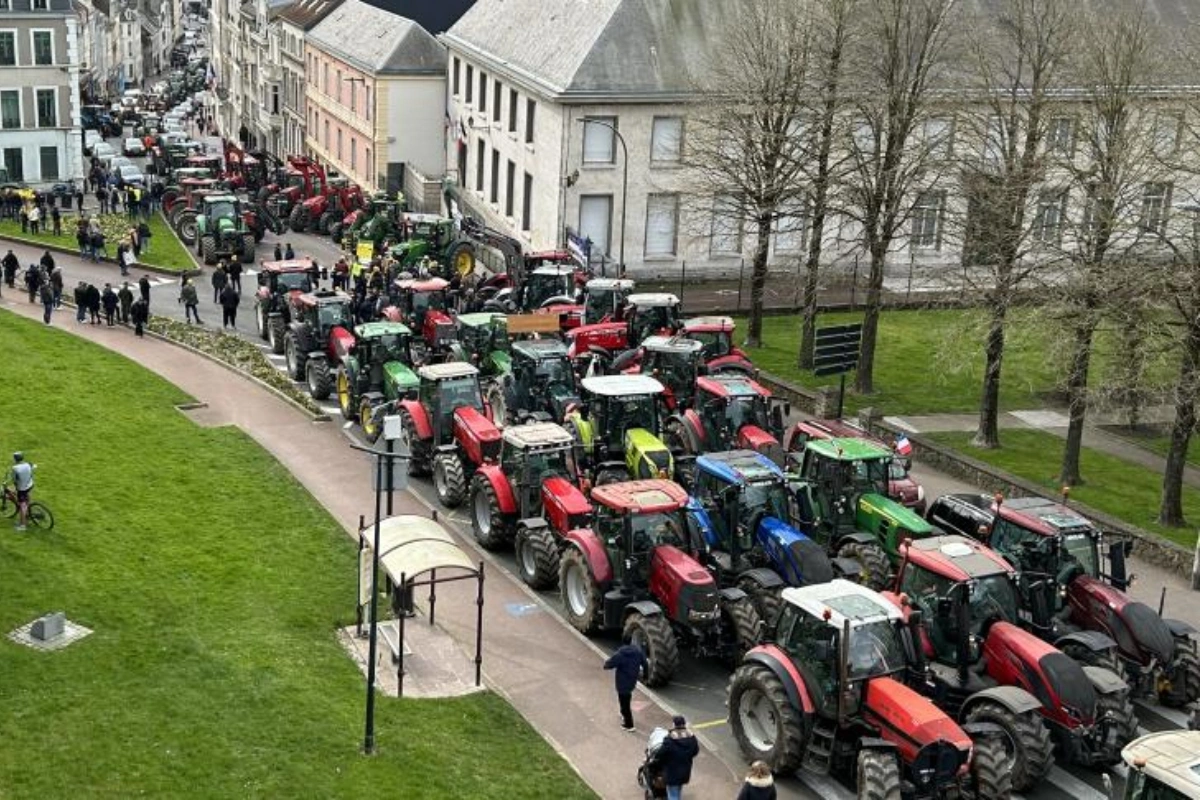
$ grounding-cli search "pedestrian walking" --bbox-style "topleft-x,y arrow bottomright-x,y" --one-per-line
101,283 -> 118,326
179,278 -> 201,324
118,282 -> 134,323
273,242 -> 282,261
284,242 -> 295,261
219,283 -> 239,329
604,634 -> 649,732
39,282 -> 54,324
657,716 -> 699,800
211,263 -> 228,303
735,761 -> 776,800
73,281 -> 87,323
91,230 -> 107,260
137,219 -> 151,254
40,250 -> 54,273
97,187 -> 108,214
76,223 -> 89,259
74,187 -> 84,212
27,204 -> 41,235
227,258 -> 242,293
2,249 -> 18,287
50,205 -> 61,236
85,283 -> 101,324
138,274 -> 151,309
131,296 -> 148,337
24,264 -> 41,303
50,266 -> 63,307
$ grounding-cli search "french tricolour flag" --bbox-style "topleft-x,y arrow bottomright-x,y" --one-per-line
895,435 -> 913,456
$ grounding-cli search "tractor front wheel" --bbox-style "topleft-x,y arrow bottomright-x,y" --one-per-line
241,233 -> 256,262
307,358 -> 333,400
720,595 -> 762,664
856,749 -> 902,800
284,333 -> 307,381
330,222 -> 344,244
398,408 -> 430,476
737,575 -> 782,628
360,397 -> 382,443
963,733 -> 1012,800
432,451 -> 467,508
594,466 -> 627,486
176,213 -> 198,245
268,315 -> 287,354
1060,642 -> 1126,681
200,235 -> 216,265
336,367 -> 355,419
515,523 -> 559,589
837,541 -> 893,592
1095,688 -> 1138,761
727,663 -> 805,773
469,474 -> 511,550
624,612 -> 678,687
559,547 -> 602,634
318,211 -> 336,234
963,700 -> 1052,792
1160,643 -> 1200,707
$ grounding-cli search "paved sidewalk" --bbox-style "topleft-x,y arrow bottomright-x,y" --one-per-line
0,295 -> 740,799
886,407 -> 1200,490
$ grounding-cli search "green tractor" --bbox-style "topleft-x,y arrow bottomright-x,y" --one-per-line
338,192 -> 401,249
452,312 -> 511,380
789,437 -> 933,591
489,339 -> 580,427
388,214 -> 475,276
335,321 -> 420,442
195,195 -> 256,265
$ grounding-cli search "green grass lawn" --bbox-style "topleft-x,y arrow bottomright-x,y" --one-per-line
928,430 -> 1199,549
741,308 -> 1176,416
0,211 -> 196,273
0,310 -> 593,799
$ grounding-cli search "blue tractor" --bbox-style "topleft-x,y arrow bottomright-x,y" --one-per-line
688,450 -> 839,624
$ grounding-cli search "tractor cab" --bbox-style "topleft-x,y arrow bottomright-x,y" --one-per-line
568,375 -> 672,484
681,316 -> 755,375
499,422 -> 584,520
347,321 -> 419,409
169,167 -> 213,184
391,277 -> 454,350
518,265 -> 580,312
416,362 -> 486,445
291,290 -> 354,344
639,336 -> 705,410
1121,731 -> 1200,800
688,375 -> 787,461
626,293 -> 682,346
186,154 -> 223,174
591,480 -> 697,595
499,340 -> 580,425
455,312 -> 511,378
984,497 -> 1107,592
583,278 -> 635,325
257,259 -> 317,296
200,194 -> 239,224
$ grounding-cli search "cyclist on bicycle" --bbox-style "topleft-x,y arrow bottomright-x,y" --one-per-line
11,452 -> 34,531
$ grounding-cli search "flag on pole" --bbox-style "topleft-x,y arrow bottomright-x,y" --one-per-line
895,435 -> 913,456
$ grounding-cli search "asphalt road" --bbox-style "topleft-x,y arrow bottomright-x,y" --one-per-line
23,125 -> 1190,800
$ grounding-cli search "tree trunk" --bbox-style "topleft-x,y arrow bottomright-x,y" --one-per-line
973,301 -> 1007,448
1060,317 -> 1096,487
1159,320 -> 1200,526
798,227 -> 824,369
855,245 -> 887,394
745,214 -> 773,348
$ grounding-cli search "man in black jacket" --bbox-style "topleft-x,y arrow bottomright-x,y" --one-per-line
1,249 -> 17,287
130,296 -> 148,337
73,281 -> 87,323
219,283 -> 240,329
603,634 -> 648,732
85,283 -> 101,324
138,275 -> 151,309
658,716 -> 700,800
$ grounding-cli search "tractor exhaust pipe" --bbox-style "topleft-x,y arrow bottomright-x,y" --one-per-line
838,618 -> 850,726
956,583 -> 971,687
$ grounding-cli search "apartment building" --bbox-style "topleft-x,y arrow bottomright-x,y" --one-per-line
277,0 -> 340,159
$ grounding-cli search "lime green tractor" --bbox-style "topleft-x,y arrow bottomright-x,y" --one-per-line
335,321 -> 420,442
788,437 -> 933,590
388,214 -> 476,276
195,194 -> 256,265
452,312 -> 511,380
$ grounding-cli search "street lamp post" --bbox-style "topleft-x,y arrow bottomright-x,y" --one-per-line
578,118 -> 627,274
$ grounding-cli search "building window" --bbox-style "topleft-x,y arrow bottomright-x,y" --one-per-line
525,98 -> 535,144
39,145 -> 57,180
583,117 -> 616,164
505,160 -> 515,217
774,200 -> 808,254
1046,117 -> 1075,158
0,0 -> 12,9
0,90 -> 19,129
982,116 -> 1005,165
910,191 -> 946,249
492,80 -> 501,122
645,193 -> 680,257
452,56 -> 460,96
349,81 -> 356,113
31,30 -> 51,65
336,128 -> 342,161
323,62 -> 329,94
35,88 -> 55,127
1140,182 -> 1171,235
365,87 -> 371,121
3,147 -> 22,181
32,0 -> 46,9
336,69 -> 342,101
364,147 -> 370,173
350,138 -> 356,171
1033,189 -> 1067,245
271,85 -> 279,114
579,195 -> 612,257
490,147 -> 499,204
1154,113 -> 1182,154
0,32 -> 15,67
508,88 -> 517,133
650,117 -> 683,164
923,117 -> 953,160
466,64 -> 473,103
479,72 -> 487,113
475,138 -> 485,192
710,194 -> 743,255
522,172 -> 533,232
324,120 -> 329,148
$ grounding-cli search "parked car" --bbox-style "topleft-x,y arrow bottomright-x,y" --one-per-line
122,137 -> 145,156
110,156 -> 134,171
92,142 -> 116,162
84,130 -> 103,154
118,165 -> 146,185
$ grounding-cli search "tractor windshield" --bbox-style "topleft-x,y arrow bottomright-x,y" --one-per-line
412,290 -> 447,314
522,447 -> 577,482
536,357 -> 576,389
842,620 -> 906,681
630,511 -> 687,552
276,272 -> 312,293
209,200 -> 235,220
851,458 -> 891,495
725,395 -> 769,431
606,395 -> 658,437
657,352 -> 696,392
1059,531 -> 1100,579
631,306 -> 679,342
689,329 -> 732,359
374,334 -> 410,364
585,290 -> 619,323
318,303 -> 353,331
741,479 -> 791,529
969,574 -> 1019,628
523,273 -> 573,310
437,376 -> 483,411
284,173 -> 304,190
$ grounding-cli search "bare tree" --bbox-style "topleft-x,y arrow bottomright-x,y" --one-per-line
954,0 -> 1075,448
684,0 -> 815,347
839,0 -> 957,394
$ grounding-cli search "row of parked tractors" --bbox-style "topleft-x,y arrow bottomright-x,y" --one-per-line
242,237 -> 1200,800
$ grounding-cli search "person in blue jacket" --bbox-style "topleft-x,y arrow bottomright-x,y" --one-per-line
603,634 -> 648,732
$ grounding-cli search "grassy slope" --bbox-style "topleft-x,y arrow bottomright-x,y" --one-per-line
0,211 -> 195,272
929,430 -> 1200,549
0,310 -> 593,799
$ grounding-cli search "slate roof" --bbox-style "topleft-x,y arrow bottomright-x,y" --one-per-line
307,0 -> 446,75
277,0 -> 343,31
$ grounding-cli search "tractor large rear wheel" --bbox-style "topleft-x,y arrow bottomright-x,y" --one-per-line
398,408 -> 430,475
269,316 -> 287,354
727,663 -> 805,773
448,241 -> 476,278
306,358 -> 332,400
720,595 -> 762,664
963,700 -> 1052,792
176,213 -> 198,245
624,612 -> 678,687
837,541 -> 893,592
515,523 -> 559,589
469,474 -> 511,550
963,734 -> 1012,800
241,233 -> 256,262
336,367 -> 355,419
1160,643 -> 1200,707
737,575 -> 782,628
289,205 -> 309,233
856,749 -> 902,800
284,333 -> 307,381
433,451 -> 467,508
559,547 -> 602,635
318,211 -> 336,235
200,235 -> 216,265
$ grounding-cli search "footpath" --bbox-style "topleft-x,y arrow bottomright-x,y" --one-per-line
0,297 -> 741,799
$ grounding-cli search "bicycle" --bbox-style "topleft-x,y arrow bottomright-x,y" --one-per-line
1,483 -> 54,530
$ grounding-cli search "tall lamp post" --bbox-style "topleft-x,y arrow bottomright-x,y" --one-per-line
578,118 -> 627,274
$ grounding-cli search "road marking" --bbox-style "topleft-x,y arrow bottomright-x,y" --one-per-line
342,421 -> 354,430
690,718 -> 726,730
1045,765 -> 1110,800
319,406 -> 339,416
504,602 -> 540,617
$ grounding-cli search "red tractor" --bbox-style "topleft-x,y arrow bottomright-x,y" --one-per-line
468,422 -> 591,588
558,479 -> 762,686
620,336 -> 705,410
665,375 -> 789,465
728,579 -> 1011,798
679,316 -> 756,375
289,178 -> 364,235
279,290 -> 356,398
786,417 -> 926,513
258,155 -> 328,222
884,535 -> 1137,790
385,277 -> 458,360
581,277 -> 635,325
253,258 -> 320,353
395,362 -> 500,507
565,294 -> 684,373
946,494 -> 1200,708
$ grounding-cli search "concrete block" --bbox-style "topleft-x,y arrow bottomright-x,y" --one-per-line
31,612 -> 65,641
